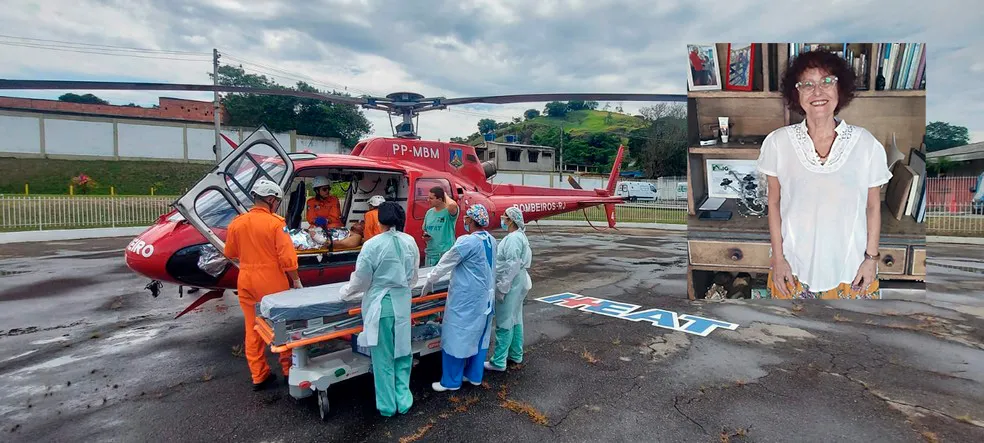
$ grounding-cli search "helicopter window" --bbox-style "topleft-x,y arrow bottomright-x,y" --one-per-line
466,154 -> 478,163
193,189 -> 240,229
223,144 -> 288,208
412,178 -> 451,220
506,149 -> 521,162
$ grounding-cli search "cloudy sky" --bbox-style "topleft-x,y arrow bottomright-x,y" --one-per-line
1,0 -> 981,144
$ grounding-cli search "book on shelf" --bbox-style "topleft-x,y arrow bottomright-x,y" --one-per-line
783,43 -> 925,91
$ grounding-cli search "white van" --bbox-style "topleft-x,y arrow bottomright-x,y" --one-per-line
616,181 -> 658,201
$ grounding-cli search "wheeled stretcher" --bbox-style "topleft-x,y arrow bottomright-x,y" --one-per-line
253,266 -> 451,421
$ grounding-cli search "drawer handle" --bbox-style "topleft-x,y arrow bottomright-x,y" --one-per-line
727,248 -> 743,261
882,255 -> 895,267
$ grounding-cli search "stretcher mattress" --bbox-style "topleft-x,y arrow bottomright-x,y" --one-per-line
258,266 -> 451,323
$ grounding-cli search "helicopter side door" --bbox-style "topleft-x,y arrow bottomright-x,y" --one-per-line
173,126 -> 295,254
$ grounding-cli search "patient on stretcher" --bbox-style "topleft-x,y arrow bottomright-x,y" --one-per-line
289,220 -> 366,252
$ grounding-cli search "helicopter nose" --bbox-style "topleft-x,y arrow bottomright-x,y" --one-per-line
123,224 -> 174,281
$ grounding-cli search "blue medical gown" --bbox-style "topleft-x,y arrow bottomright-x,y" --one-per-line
425,230 -> 497,359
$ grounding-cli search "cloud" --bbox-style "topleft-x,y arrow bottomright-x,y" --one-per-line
0,0 -> 981,144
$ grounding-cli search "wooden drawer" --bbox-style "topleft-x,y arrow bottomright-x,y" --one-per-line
877,246 -> 908,275
689,240 -> 772,269
910,247 -> 926,276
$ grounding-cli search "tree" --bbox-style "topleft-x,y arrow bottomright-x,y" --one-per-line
625,103 -> 687,178
925,121 -> 970,152
544,101 -> 568,117
478,118 -> 497,134
210,64 -> 372,148
567,100 -> 585,111
584,101 -> 599,110
450,136 -> 468,144
59,93 -> 109,105
512,117 -> 522,124
524,109 -> 540,120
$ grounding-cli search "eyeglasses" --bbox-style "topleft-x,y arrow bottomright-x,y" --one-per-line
795,76 -> 838,92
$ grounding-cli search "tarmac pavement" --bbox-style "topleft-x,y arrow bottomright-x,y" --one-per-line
1,230 -> 983,442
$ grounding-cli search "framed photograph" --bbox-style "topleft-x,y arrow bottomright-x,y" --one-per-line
687,44 -> 722,91
726,43 -> 755,91
705,158 -> 766,199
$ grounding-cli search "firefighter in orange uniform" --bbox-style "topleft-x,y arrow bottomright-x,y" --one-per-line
224,179 -> 302,391
306,176 -> 343,230
362,195 -> 386,241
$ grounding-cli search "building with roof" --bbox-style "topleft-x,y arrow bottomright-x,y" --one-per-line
477,140 -> 557,172
927,142 -> 984,176
0,96 -> 228,124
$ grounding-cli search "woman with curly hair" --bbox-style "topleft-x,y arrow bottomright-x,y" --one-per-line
756,49 -> 893,299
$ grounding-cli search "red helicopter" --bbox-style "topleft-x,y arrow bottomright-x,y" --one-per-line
0,80 -> 686,317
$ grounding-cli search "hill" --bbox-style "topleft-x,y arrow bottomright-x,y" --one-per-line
461,110 -> 647,146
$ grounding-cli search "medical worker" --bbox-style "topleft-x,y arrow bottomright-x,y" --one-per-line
224,179 -> 301,391
421,204 -> 497,392
485,207 -> 532,372
422,187 -> 459,266
339,202 -> 420,417
306,176 -> 343,229
362,195 -> 386,241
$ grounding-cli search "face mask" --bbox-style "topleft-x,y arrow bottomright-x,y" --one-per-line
501,217 -> 509,229
464,224 -> 471,233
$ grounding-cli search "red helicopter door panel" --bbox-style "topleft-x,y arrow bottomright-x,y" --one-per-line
173,127 -> 295,254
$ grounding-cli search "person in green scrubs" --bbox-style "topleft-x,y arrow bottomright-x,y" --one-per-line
339,202 -> 419,417
423,186 -> 459,266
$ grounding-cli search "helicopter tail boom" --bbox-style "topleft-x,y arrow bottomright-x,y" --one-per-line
604,145 -> 625,196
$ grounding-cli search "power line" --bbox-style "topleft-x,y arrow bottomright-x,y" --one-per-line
0,34 -> 210,55
0,41 -> 211,62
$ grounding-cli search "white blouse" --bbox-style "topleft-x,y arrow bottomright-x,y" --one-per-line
756,118 -> 893,291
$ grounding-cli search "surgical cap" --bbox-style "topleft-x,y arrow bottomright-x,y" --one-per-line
378,201 -> 406,232
466,204 -> 490,227
504,206 -> 526,231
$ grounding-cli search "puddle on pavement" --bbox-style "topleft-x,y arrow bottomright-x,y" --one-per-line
13,354 -> 85,374
3,349 -> 39,362
31,335 -> 71,345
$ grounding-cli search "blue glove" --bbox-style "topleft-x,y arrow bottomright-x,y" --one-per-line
314,217 -> 328,228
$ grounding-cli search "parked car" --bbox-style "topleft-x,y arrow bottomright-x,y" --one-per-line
971,171 -> 984,214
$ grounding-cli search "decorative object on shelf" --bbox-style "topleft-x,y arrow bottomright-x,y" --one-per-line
733,136 -> 766,145
719,170 -> 767,217
687,44 -> 722,91
725,44 -> 755,91
875,66 -> 886,90
718,117 -> 730,143
700,139 -> 717,146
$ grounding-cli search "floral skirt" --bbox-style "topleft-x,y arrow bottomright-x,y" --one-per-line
766,271 -> 881,299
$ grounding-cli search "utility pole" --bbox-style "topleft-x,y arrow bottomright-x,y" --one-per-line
558,125 -> 564,182
213,48 -> 221,163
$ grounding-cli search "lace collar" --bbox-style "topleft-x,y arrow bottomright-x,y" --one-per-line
786,117 -> 860,173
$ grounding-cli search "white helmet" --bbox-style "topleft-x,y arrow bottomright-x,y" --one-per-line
312,176 -> 331,189
251,179 -> 283,199
368,195 -> 386,207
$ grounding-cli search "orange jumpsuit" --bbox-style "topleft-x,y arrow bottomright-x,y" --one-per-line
363,208 -> 382,241
224,206 -> 299,384
305,196 -> 342,229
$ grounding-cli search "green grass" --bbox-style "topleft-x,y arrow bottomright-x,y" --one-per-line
464,110 -> 647,145
0,158 -> 213,196
528,110 -> 647,135
546,204 -> 687,224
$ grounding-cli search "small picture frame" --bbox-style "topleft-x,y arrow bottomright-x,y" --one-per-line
687,44 -> 722,91
726,43 -> 755,91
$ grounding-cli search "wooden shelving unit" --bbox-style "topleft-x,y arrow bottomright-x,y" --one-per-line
685,42 -> 927,300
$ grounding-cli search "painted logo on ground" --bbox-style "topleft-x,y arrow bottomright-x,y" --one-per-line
535,292 -> 739,337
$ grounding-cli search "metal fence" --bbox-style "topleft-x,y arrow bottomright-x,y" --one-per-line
546,199 -> 689,224
1,193 -> 980,236
0,195 -> 175,231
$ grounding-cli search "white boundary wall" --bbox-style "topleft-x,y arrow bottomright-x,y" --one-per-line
0,109 -> 342,162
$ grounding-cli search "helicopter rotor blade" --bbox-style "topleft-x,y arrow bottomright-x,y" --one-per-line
0,79 -> 370,106
439,92 -> 686,106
